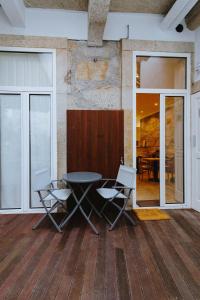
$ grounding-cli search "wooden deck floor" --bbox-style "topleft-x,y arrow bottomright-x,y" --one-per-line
0,209 -> 200,299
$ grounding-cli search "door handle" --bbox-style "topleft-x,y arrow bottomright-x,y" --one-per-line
120,156 -> 124,165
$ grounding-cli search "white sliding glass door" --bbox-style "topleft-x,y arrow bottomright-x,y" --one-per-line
160,95 -> 184,207
0,92 -> 55,212
0,94 -> 21,209
30,94 -> 51,208
135,93 -> 185,208
0,48 -> 56,213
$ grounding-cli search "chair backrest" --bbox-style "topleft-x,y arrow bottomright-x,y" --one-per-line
116,165 -> 136,188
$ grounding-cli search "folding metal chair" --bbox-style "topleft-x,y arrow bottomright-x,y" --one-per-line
32,180 -> 72,233
96,165 -> 137,230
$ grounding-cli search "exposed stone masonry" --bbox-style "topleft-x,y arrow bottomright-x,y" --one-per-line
66,40 -> 121,109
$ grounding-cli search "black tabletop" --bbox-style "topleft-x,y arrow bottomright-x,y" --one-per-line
63,172 -> 102,183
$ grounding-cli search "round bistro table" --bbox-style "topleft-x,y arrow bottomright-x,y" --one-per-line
61,172 -> 102,234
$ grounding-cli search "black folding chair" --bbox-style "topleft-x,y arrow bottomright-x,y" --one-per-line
32,180 -> 72,233
96,165 -> 137,230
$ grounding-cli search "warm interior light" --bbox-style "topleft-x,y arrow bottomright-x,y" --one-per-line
154,102 -> 158,106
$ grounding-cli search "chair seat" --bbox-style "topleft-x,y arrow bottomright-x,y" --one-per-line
44,189 -> 72,201
97,188 -> 127,199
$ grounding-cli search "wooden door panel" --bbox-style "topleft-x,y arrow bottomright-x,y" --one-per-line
67,110 -> 124,178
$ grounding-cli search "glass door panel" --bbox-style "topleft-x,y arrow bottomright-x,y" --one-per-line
136,56 -> 186,89
164,96 -> 184,204
136,93 -> 160,207
0,52 -> 53,87
30,95 -> 51,208
0,94 -> 21,209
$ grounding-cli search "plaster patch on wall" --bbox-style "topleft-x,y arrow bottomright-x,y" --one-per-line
76,61 -> 109,81
67,40 -> 121,109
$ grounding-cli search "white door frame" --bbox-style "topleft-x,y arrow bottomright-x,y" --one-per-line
0,47 -> 57,214
191,93 -> 200,212
132,51 -> 191,209
160,93 -> 187,208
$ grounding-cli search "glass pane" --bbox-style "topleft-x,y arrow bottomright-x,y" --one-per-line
165,96 -> 184,204
0,52 -> 53,87
136,93 -> 160,207
0,94 -> 21,209
30,95 -> 51,208
136,56 -> 186,89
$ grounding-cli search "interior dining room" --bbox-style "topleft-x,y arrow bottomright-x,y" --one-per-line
136,93 -> 184,207
136,93 -> 160,207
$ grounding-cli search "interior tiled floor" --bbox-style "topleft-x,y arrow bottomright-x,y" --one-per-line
136,175 -> 160,201
136,174 -> 183,206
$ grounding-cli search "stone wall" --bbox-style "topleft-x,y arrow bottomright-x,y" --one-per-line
192,80 -> 200,94
66,40 -> 121,109
0,35 -> 194,179
139,112 -> 160,157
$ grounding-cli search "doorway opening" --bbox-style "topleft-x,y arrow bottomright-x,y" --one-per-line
136,93 -> 160,207
133,52 -> 190,209
136,93 -> 185,208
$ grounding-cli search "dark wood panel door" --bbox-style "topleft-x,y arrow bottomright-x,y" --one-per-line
67,110 -> 124,178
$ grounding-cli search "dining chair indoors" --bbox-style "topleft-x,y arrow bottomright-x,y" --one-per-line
32,180 -> 72,233
97,165 -> 137,230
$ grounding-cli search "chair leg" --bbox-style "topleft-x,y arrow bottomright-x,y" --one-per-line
79,185 -> 102,218
47,212 -> 63,233
108,202 -> 125,231
32,201 -> 59,230
100,201 -> 108,214
33,201 -> 63,233
32,214 -> 48,230
111,200 -> 137,228
102,211 -> 112,225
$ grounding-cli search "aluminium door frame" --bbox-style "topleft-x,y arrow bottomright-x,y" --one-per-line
0,91 -> 56,214
0,47 -> 57,214
160,93 -> 187,208
132,51 -> 191,209
191,93 -> 200,212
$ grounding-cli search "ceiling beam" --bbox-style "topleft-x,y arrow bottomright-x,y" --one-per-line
185,1 -> 200,31
88,0 -> 111,47
161,0 -> 198,30
0,0 -> 25,27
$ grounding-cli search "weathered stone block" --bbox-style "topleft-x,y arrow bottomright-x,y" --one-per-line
76,61 -> 109,81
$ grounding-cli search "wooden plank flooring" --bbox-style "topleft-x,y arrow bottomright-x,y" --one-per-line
0,210 -> 200,299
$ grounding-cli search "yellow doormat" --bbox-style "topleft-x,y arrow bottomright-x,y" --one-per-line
133,209 -> 171,221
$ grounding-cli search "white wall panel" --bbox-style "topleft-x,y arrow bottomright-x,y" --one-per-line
0,7 -> 195,42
